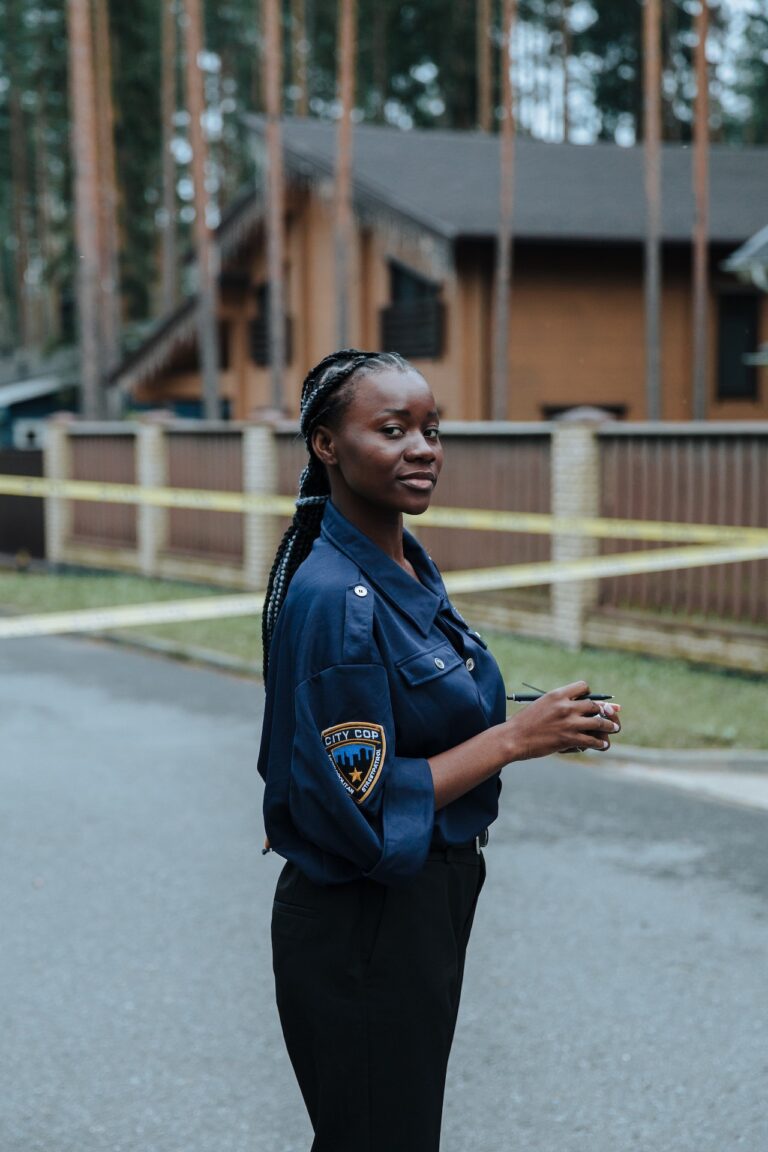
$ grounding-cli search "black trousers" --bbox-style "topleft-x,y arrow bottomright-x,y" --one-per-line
271,846 -> 486,1152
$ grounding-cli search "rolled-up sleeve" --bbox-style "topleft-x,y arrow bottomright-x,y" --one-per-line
289,664 -> 435,884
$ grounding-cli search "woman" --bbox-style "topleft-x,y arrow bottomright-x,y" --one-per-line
258,348 -> 620,1152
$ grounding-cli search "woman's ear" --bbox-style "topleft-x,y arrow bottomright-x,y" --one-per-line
311,425 -> 337,467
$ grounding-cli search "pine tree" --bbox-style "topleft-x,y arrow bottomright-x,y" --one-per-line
182,0 -> 220,418
67,0 -> 102,416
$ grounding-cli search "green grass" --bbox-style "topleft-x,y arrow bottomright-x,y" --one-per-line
1,569 -> 766,750
489,631 -> 767,751
0,569 -> 221,612
0,568 -> 262,666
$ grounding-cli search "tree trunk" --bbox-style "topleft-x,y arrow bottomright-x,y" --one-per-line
692,0 -> 709,420
161,0 -> 179,314
264,0 -> 286,411
492,0 -> 516,421
67,0 -> 103,417
8,0 -> 32,349
643,0 -> 662,419
182,0 -> 220,420
477,0 -> 492,131
93,0 -> 121,378
9,79 -> 30,349
34,71 -> 59,347
335,0 -> 356,349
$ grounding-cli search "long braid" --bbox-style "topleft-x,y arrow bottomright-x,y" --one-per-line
261,348 -> 412,678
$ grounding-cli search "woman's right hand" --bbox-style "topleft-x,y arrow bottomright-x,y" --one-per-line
430,681 -> 622,810
504,680 -> 621,760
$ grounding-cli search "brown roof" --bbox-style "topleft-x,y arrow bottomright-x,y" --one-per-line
246,114 -> 768,246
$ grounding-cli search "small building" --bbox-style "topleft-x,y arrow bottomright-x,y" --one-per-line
112,118 -> 768,421
0,351 -> 80,449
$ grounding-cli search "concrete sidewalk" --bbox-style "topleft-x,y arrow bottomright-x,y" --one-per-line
596,744 -> 768,813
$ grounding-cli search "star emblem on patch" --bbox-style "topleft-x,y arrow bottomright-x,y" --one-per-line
321,721 -> 386,804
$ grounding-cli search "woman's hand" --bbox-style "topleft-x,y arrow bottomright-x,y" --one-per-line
430,681 -> 621,810
505,680 -> 622,760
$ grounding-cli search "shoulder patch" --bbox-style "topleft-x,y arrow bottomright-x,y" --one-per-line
321,721 -> 386,804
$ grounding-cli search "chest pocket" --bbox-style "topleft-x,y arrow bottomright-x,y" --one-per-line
396,641 -> 464,687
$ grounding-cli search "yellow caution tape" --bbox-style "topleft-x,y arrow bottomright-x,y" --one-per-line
0,474 -> 297,516
0,593 -> 264,639
1,540 -> 766,639
1,474 -> 766,545
443,540 -> 768,594
412,507 -> 768,545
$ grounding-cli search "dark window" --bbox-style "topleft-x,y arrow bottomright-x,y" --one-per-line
717,293 -> 760,400
219,321 -> 230,371
249,283 -> 293,366
380,262 -> 444,359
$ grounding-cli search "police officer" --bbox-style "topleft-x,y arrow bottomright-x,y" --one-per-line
258,349 -> 621,1152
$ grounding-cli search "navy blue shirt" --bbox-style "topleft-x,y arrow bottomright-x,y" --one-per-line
258,501 -> 507,886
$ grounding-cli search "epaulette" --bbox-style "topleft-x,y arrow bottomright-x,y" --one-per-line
342,579 -> 376,663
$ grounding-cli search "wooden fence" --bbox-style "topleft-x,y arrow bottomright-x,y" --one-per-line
598,425 -> 768,624
9,416 -> 767,670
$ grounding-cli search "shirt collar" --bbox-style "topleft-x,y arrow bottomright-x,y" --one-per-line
320,501 -> 444,636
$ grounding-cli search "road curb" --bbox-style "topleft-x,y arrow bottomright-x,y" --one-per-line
97,629 -> 264,679
597,743 -> 768,774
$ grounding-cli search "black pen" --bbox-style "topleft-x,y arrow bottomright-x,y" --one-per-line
506,692 -> 614,702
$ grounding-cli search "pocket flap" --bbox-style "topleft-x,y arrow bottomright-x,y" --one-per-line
397,642 -> 463,686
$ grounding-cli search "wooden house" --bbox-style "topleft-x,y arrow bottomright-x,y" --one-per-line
112,117 -> 768,421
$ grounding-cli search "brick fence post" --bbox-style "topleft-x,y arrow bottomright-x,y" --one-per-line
43,417 -> 72,565
243,423 -> 279,589
136,420 -> 167,577
550,414 -> 604,650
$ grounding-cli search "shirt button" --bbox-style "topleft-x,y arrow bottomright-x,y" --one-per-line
434,657 -> 445,670
353,585 -> 368,597
465,658 -> 475,672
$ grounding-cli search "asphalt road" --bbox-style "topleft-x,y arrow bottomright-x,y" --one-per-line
2,637 -> 766,1152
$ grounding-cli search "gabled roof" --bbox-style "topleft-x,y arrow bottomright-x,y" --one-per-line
0,377 -> 72,409
111,299 -> 198,393
245,114 -> 768,245
112,194 -> 266,394
723,223 -> 768,290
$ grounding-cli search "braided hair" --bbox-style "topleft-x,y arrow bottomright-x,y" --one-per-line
261,348 -> 413,678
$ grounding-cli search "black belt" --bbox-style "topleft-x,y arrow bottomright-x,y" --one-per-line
428,828 -> 489,860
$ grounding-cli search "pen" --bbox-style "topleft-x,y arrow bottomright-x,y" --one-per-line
506,692 -> 614,702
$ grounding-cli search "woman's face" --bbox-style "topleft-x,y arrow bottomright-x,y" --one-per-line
312,368 -> 444,522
